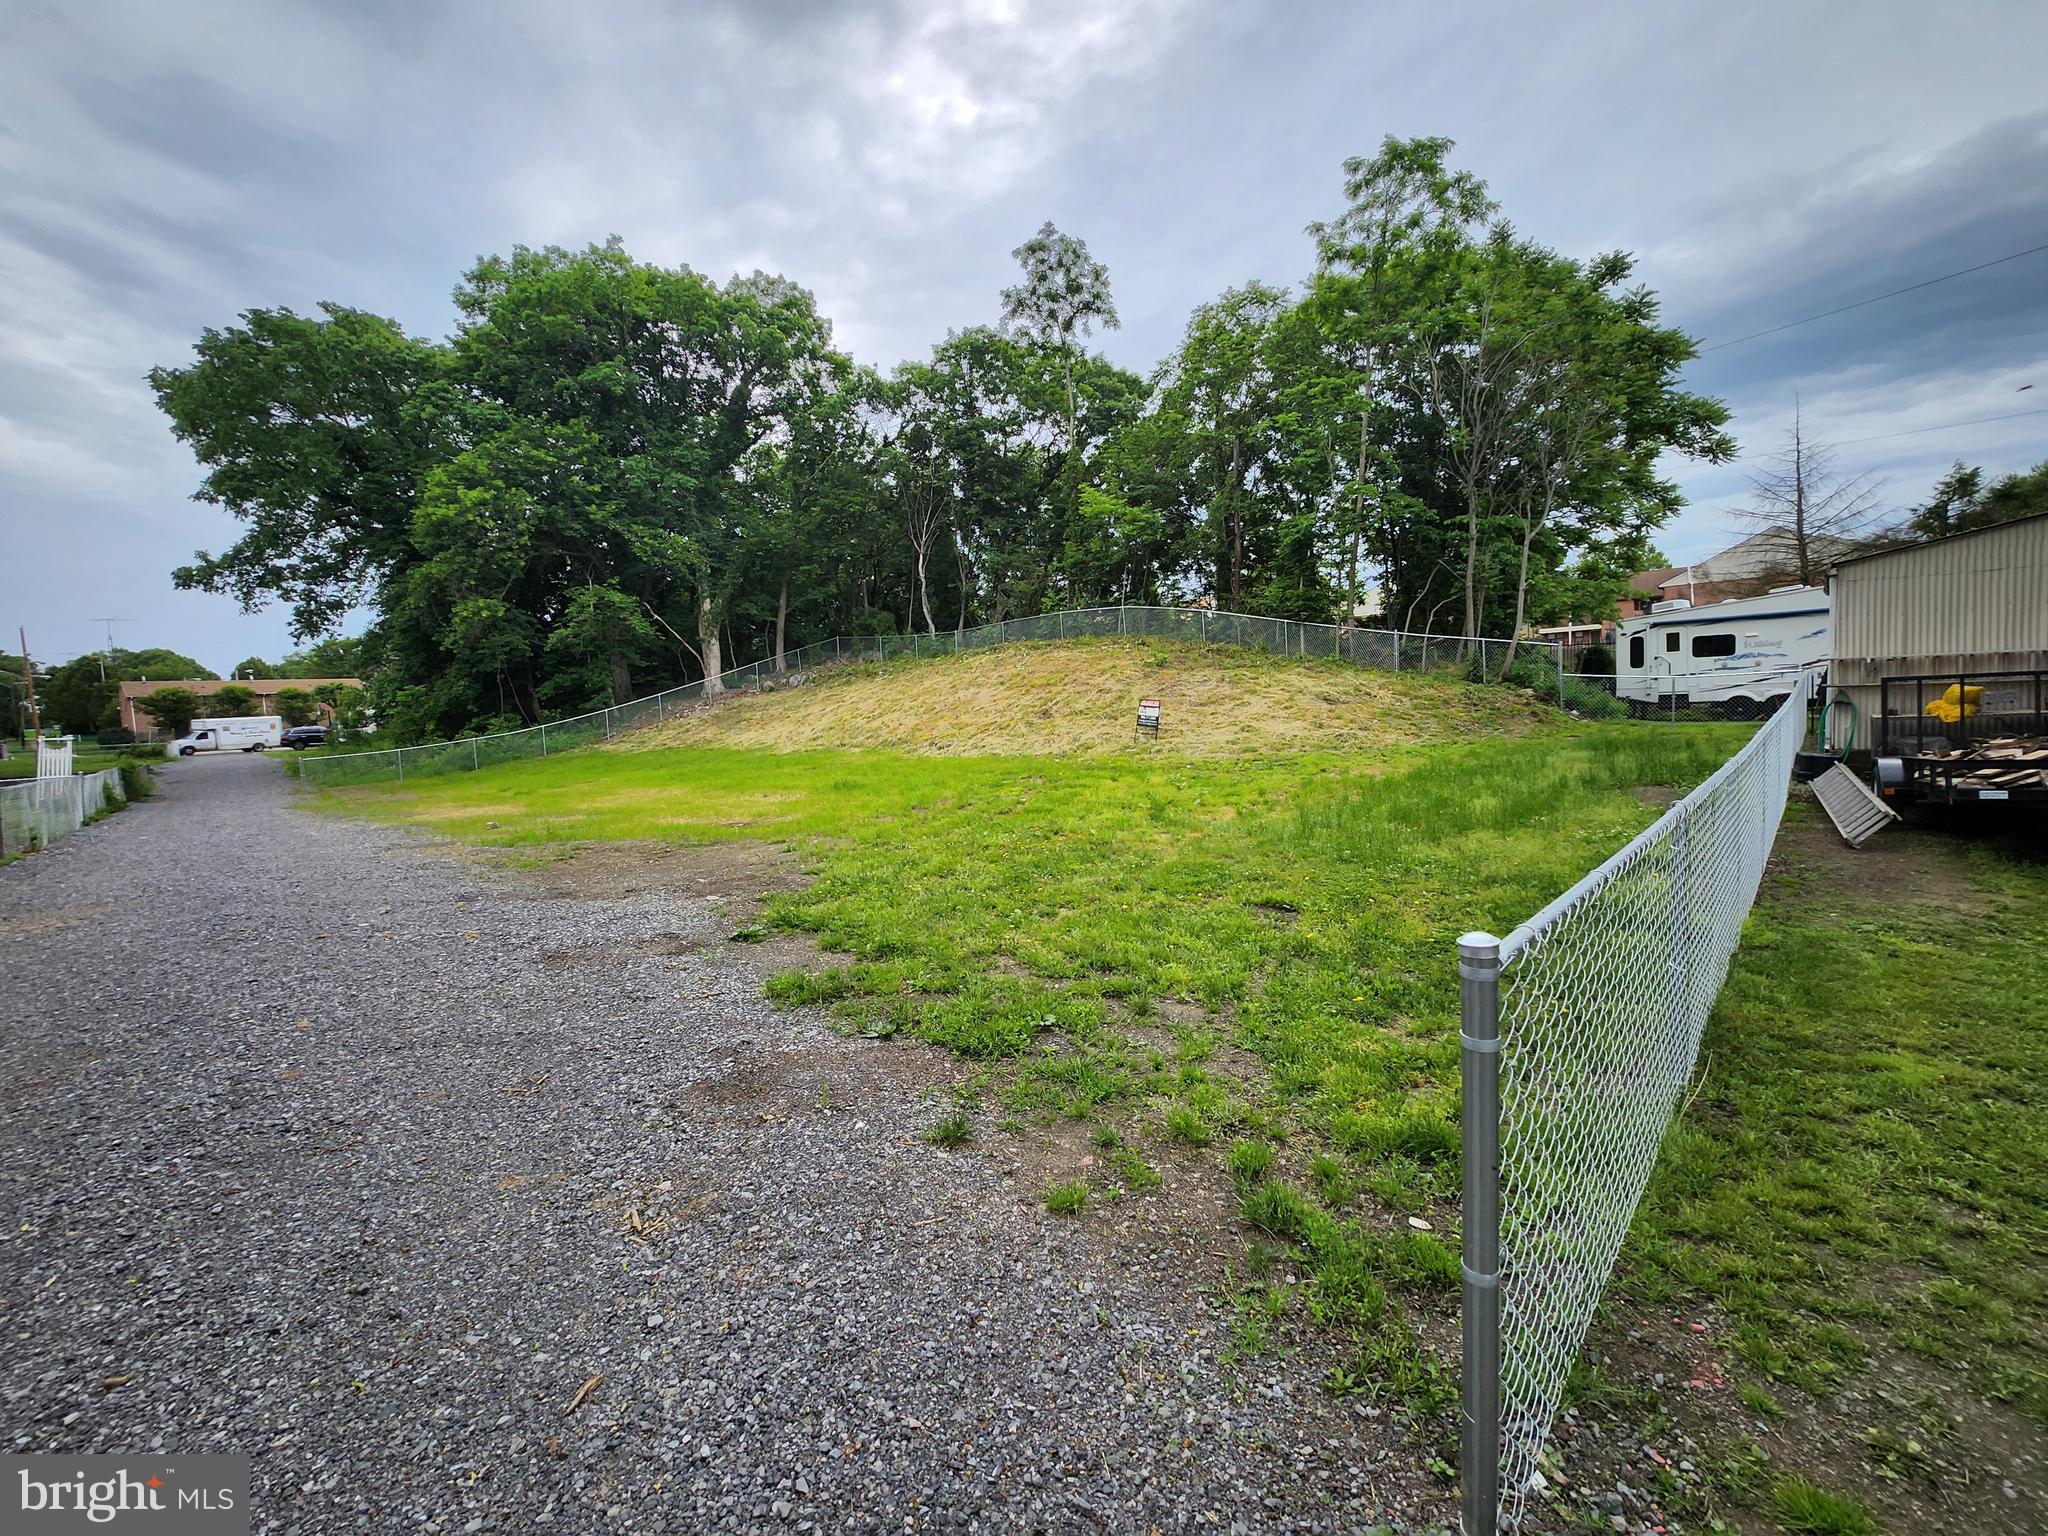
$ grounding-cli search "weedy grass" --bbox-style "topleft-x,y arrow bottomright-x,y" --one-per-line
1623,809 -> 2048,1430
1044,1180 -> 1088,1215
1769,1475 -> 1879,1536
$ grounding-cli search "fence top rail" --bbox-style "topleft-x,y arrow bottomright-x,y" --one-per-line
1497,669 -> 1814,964
302,603 -> 1556,766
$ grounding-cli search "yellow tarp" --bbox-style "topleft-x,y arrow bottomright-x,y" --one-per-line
1922,684 -> 1982,724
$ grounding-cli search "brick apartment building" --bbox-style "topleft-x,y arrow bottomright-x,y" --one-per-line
117,678 -> 365,738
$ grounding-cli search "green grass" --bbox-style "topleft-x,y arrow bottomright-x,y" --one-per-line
1623,810 -> 2048,1428
1770,1474 -> 1879,1535
318,711 -> 1754,1417
327,723 -> 1749,1144
0,742 -> 156,779
1044,1180 -> 1088,1215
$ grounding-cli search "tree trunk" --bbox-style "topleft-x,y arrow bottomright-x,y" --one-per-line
1460,470 -> 1483,643
913,541 -> 936,637
698,595 -> 723,697
609,653 -> 633,705
774,567 -> 789,675
953,535 -> 972,638
1504,518 -> 1536,675
1226,433 -> 1246,601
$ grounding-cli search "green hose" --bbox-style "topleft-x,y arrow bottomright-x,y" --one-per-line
1818,689 -> 1857,754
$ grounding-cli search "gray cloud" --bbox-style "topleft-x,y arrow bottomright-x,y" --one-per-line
3,0 -> 2046,670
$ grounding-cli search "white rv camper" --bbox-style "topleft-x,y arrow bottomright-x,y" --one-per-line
1616,586 -> 1830,716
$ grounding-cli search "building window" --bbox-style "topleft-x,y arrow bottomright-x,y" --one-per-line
1629,635 -> 1645,668
1693,633 -> 1736,658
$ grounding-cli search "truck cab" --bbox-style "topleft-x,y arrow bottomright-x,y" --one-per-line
1617,586 -> 1830,718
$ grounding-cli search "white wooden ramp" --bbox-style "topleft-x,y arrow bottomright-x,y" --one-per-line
1813,762 -> 1898,846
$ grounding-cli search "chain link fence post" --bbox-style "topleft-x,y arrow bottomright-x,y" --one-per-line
1460,931 -> 1503,1536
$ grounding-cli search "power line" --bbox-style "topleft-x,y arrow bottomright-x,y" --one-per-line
1699,241 -> 2048,353
1830,405 -> 2048,447
1727,404 -> 2048,461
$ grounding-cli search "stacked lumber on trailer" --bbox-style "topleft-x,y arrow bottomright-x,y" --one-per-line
1919,735 -> 2048,790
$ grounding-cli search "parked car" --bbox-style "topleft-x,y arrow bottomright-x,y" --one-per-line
281,724 -> 329,750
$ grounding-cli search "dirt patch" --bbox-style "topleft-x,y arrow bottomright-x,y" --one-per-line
0,903 -> 115,936
493,838 -> 807,902
1771,790 -> 1993,914
1630,784 -> 1678,808
1549,1307 -> 2045,1536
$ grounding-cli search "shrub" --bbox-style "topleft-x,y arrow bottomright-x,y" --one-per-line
1575,642 -> 1614,675
116,762 -> 155,801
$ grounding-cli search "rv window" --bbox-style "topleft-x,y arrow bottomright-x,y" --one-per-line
1629,635 -> 1644,668
1664,631 -> 1680,652
1692,633 -> 1736,658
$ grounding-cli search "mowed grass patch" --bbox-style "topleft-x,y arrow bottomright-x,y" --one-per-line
325,722 -> 1748,1151
322,717 -> 1749,1428
1623,810 -> 2048,1430
612,636 -> 1559,759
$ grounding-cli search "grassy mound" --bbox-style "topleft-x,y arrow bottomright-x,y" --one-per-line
615,636 -> 1556,757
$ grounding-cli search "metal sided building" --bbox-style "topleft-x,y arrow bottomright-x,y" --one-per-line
1826,513 -> 2048,751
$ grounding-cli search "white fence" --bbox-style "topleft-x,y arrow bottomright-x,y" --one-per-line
0,769 -> 128,862
35,736 -> 74,777
297,605 -> 1567,785
1458,668 -> 1815,1532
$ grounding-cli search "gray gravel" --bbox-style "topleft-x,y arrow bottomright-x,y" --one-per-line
1,755 -> 1441,1533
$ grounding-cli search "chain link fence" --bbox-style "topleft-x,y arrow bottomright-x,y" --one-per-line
1458,667 -> 1816,1532
0,769 -> 129,862
297,605 -> 1568,786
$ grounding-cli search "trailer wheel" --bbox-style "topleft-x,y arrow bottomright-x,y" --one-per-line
1724,696 -> 1761,721
1762,693 -> 1789,717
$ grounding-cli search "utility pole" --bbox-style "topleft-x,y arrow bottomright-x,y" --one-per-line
19,628 -> 41,735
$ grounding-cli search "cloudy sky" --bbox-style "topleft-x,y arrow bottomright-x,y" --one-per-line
3,0 -> 2045,673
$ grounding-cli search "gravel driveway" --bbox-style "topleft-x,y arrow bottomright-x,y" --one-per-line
1,755 -> 1430,1533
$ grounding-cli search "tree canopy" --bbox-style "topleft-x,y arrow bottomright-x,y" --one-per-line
154,140 -> 1738,742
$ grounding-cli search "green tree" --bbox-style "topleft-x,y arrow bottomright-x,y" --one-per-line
42,656 -> 119,734
114,648 -> 215,681
228,656 -> 274,680
1904,459 -> 2048,540
210,684 -> 260,717
151,304 -> 441,639
134,687 -> 202,738
277,634 -> 371,679
1000,222 -> 1120,523
272,687 -> 320,727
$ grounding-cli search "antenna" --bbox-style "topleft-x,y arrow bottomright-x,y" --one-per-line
86,618 -> 128,682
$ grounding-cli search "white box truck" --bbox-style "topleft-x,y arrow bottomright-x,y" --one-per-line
1617,586 -> 1831,717
170,716 -> 284,756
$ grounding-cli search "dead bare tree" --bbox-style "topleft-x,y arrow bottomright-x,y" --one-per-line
1734,401 -> 1881,585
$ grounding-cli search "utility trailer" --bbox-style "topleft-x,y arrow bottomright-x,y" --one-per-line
1872,670 -> 2048,809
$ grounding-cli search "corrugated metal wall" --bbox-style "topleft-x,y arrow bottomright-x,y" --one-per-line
1827,515 -> 2048,749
